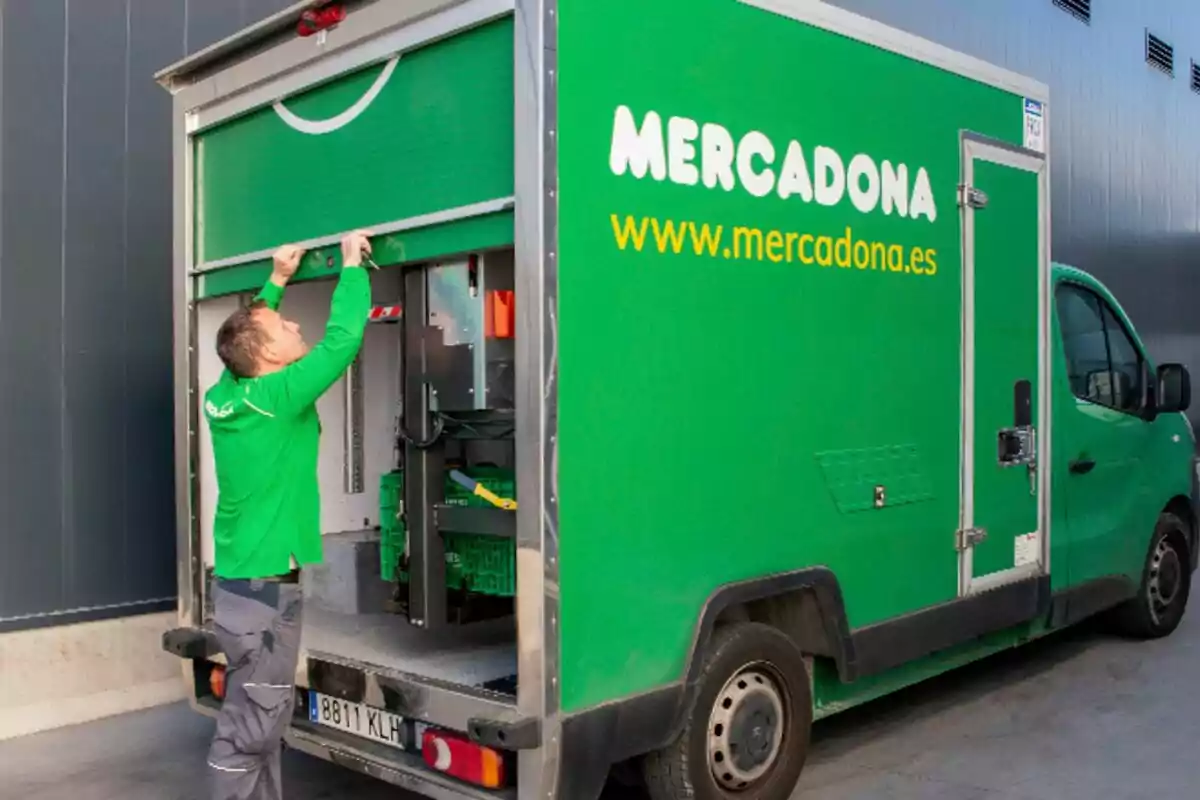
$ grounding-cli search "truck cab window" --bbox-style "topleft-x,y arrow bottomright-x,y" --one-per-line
1100,304 -> 1144,412
1057,284 -> 1111,406
1056,283 -> 1144,414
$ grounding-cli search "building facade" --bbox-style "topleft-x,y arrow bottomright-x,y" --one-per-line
830,0 -> 1200,380
0,0 -> 296,632
0,0 -> 293,740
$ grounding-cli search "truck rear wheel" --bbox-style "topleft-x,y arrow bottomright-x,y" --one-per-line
643,622 -> 811,800
1110,511 -> 1192,639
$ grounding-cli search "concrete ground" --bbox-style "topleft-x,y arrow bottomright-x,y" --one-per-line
2,610 -> 1197,800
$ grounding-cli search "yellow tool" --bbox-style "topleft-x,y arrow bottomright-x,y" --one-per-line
448,470 -> 517,511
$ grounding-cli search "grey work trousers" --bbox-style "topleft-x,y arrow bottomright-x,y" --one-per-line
208,578 -> 303,800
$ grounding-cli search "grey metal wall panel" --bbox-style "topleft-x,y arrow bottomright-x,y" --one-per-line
826,0 -> 1200,402
185,0 -> 250,54
63,0 -> 134,608
0,0 -> 68,620
0,0 -> 298,628
125,0 -> 187,603
243,0 -> 301,26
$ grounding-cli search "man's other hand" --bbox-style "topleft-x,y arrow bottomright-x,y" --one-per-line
341,230 -> 373,267
270,244 -> 306,285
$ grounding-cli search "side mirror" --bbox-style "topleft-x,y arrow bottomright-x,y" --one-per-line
1085,368 -> 1112,401
1158,363 -> 1192,413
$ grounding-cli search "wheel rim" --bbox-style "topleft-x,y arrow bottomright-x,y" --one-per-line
1148,536 -> 1183,625
707,666 -> 787,791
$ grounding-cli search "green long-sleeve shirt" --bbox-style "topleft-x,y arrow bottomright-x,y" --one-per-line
204,266 -> 371,579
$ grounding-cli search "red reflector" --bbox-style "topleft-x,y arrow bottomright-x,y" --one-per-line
368,304 -> 403,322
421,729 -> 504,789
298,4 -> 346,37
209,665 -> 226,700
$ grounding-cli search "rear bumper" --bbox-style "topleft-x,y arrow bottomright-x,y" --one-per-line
164,624 -> 514,798
162,625 -> 539,747
286,722 -> 511,800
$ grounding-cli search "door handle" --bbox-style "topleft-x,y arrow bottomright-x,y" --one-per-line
1069,458 -> 1096,475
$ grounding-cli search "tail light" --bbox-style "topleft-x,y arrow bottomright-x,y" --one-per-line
298,4 -> 346,37
209,664 -> 226,700
421,729 -> 505,789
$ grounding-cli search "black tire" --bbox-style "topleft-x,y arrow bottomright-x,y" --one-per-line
643,622 -> 812,800
1110,511 -> 1192,639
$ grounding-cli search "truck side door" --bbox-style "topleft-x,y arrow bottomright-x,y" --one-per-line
957,134 -> 1049,597
1055,282 -> 1154,586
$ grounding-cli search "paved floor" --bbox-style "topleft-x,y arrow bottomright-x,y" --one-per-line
2,610 -> 1196,800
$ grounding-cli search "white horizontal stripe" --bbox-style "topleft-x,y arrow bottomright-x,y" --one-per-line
192,196 -> 515,273
243,399 -> 275,418
208,762 -> 251,773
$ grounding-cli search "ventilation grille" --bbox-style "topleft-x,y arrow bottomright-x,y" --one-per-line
1192,60 -> 1200,93
1146,31 -> 1174,75
1052,0 -> 1090,23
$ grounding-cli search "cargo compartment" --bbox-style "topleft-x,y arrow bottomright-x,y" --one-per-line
181,6 -> 526,744
195,248 -> 521,694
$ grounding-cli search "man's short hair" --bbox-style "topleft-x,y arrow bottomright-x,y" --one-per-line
216,300 -> 269,379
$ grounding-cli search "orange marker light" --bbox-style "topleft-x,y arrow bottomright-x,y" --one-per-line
209,665 -> 226,700
485,290 -> 515,339
421,728 -> 506,789
480,746 -> 503,789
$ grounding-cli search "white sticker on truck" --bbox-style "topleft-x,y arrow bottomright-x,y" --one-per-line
1014,531 -> 1040,567
1023,99 -> 1045,154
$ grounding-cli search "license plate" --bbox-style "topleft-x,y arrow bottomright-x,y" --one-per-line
308,691 -> 406,750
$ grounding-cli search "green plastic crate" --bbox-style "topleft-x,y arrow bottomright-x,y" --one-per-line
379,471 -> 405,581
445,532 -> 516,596
377,467 -> 517,596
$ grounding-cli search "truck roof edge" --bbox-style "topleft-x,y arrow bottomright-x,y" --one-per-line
155,0 -> 334,91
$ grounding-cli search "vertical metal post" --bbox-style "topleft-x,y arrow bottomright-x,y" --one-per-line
342,352 -> 364,495
174,104 -> 202,630
515,0 -> 562,796
402,266 -> 446,629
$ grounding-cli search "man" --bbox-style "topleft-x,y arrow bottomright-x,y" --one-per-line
204,230 -> 373,799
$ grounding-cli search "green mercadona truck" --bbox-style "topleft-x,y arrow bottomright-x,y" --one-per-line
156,1 -> 1199,798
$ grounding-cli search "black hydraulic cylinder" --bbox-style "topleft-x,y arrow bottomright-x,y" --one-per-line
402,266 -> 447,630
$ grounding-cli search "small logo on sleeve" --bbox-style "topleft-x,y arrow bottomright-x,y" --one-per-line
205,400 -> 235,419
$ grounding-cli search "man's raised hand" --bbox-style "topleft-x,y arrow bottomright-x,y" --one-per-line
341,230 -> 373,268
271,243 -> 306,284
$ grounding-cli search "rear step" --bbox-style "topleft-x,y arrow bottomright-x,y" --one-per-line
162,627 -> 539,751
163,626 -> 218,660
308,652 -> 539,750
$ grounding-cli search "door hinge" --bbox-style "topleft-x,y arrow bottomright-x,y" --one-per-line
958,184 -> 989,209
956,526 -> 988,551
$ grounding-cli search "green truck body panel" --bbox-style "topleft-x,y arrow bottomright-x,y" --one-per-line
180,0 -> 1196,750
809,263 -> 1194,720
809,625 -> 1025,720
557,0 -> 1033,714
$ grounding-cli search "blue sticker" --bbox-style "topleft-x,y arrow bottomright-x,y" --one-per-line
1023,98 -> 1045,153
